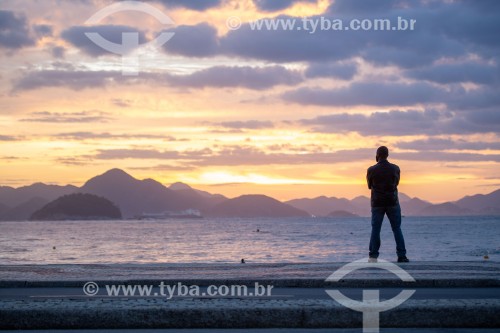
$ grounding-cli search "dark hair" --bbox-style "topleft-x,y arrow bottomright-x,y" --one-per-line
376,146 -> 389,158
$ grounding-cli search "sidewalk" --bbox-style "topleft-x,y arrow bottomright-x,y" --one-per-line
0,261 -> 498,287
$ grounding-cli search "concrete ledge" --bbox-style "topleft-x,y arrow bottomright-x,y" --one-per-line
1,278 -> 499,288
1,298 -> 498,329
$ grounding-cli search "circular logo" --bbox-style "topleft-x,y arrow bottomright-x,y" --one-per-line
226,16 -> 242,31
325,258 -> 416,332
83,281 -> 99,296
83,1 -> 176,75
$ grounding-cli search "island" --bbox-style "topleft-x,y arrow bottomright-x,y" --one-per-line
30,193 -> 122,221
327,210 -> 359,218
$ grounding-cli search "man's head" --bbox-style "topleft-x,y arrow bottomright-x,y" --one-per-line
376,146 -> 389,162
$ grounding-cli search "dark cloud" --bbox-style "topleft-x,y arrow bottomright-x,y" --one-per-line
283,82 -> 443,107
20,111 -> 113,123
14,63 -> 300,92
359,41 -> 463,69
299,109 -> 499,136
212,120 -> 274,130
111,98 -> 132,108
0,156 -> 24,161
0,135 -> 19,141
33,24 -> 53,38
328,0 -> 406,14
0,10 -> 35,49
446,88 -> 500,111
463,108 -> 500,126
53,132 -> 178,141
12,69 -> 131,91
406,62 -> 499,85
89,145 -> 500,166
327,0 -> 500,67
396,151 -> 500,163
206,147 -> 500,164
129,164 -> 196,171
61,25 -> 147,57
90,146 -> 373,165
218,7 -> 459,67
94,148 -> 211,160
219,16 -> 361,63
195,146 -> 372,166
157,0 -> 496,72
300,109 -> 441,136
460,0 -> 500,12
265,143 -> 324,153
55,156 -> 94,166
163,23 -> 219,57
435,2 -> 500,53
51,46 -> 65,59
166,65 -> 303,90
397,138 -> 500,151
305,61 -> 358,80
96,149 -> 177,160
253,0 -> 316,12
154,0 -> 222,11
229,23 -> 397,65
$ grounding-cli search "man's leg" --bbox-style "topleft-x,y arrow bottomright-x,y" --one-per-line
369,207 -> 385,258
386,203 -> 407,257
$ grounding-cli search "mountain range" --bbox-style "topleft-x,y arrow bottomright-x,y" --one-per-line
0,168 -> 499,220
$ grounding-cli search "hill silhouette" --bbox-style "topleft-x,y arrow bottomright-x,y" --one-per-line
286,193 -> 435,217
79,168 -> 178,218
30,193 -> 122,221
168,182 -> 227,211
206,194 -> 310,218
0,202 -> 8,215
285,196 -> 355,217
0,168 -> 498,219
79,169 -> 225,218
0,183 -> 77,207
401,197 -> 433,215
454,189 -> 500,215
0,183 -> 76,220
1,197 -> 49,221
418,202 -> 473,216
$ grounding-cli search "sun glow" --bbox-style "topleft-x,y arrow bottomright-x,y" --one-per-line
195,171 -> 323,185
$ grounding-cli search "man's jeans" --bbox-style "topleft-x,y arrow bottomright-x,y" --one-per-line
369,204 -> 407,258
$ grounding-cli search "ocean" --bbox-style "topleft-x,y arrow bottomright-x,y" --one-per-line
0,216 -> 498,264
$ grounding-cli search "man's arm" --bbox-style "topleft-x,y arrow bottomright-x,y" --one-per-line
395,165 -> 400,186
367,167 -> 372,189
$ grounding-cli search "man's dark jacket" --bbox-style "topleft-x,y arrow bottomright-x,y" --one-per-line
366,159 -> 400,207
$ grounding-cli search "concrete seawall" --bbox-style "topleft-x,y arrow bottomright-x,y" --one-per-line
1,298 -> 499,330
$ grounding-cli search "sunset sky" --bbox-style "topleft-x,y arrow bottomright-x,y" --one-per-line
1,0 -> 499,203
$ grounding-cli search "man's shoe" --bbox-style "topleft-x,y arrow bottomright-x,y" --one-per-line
397,256 -> 409,263
368,257 -> 378,263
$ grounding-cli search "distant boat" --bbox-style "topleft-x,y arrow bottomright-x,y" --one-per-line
139,209 -> 203,219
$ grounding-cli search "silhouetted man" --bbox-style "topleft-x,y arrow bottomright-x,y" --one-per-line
366,146 -> 409,263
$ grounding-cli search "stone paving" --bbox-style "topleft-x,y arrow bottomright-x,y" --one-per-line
0,261 -> 498,287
